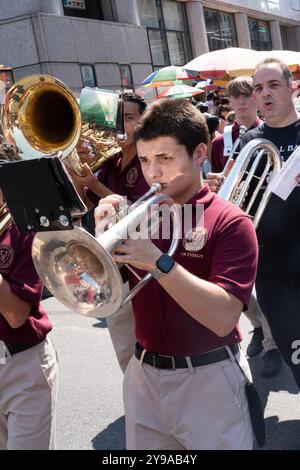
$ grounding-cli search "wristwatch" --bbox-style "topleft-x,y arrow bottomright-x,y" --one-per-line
150,254 -> 175,280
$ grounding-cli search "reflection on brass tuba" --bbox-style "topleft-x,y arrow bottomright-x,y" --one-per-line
218,139 -> 282,228
32,183 -> 181,318
79,123 -> 121,173
0,74 -> 125,176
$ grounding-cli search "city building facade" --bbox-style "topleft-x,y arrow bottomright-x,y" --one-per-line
0,0 -> 300,94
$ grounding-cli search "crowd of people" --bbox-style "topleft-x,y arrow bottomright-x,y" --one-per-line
0,55 -> 300,450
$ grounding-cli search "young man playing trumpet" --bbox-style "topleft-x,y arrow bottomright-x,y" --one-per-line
94,99 -> 259,450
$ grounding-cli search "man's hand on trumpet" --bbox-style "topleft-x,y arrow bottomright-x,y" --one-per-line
113,238 -> 162,273
94,194 -> 126,236
94,194 -> 162,272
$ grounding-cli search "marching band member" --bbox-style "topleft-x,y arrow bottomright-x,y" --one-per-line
95,99 -> 259,450
69,92 -> 148,373
208,76 -> 281,377
0,138 -> 58,450
240,58 -> 300,389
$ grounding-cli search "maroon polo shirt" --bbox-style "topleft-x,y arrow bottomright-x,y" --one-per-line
86,152 -> 149,205
128,185 -> 258,356
0,222 -> 52,345
211,118 -> 262,172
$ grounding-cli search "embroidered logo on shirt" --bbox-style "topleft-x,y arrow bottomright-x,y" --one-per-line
0,245 -> 14,269
183,226 -> 208,252
126,167 -> 138,186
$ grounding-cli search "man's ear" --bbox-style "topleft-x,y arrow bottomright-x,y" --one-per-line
193,142 -> 207,166
291,80 -> 299,95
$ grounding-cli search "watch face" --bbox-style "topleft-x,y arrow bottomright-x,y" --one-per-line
157,254 -> 174,273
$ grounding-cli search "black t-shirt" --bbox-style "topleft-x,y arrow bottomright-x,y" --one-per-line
240,119 -> 300,274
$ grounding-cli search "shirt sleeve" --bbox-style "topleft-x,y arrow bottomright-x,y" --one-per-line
9,233 -> 43,306
211,136 -> 225,172
208,214 -> 258,310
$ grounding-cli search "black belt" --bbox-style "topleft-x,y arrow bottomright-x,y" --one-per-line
135,343 -> 239,370
7,343 -> 40,356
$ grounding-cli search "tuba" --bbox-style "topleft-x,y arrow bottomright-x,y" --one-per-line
32,183 -> 181,318
1,74 -> 124,176
218,139 -> 282,227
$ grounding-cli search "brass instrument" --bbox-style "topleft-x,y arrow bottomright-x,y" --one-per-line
32,183 -> 181,318
1,74 -> 81,161
218,139 -> 282,227
0,204 -> 12,236
1,74 -> 124,176
79,123 -> 121,172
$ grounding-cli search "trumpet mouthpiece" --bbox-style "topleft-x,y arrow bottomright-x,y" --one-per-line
151,182 -> 162,192
117,132 -> 127,142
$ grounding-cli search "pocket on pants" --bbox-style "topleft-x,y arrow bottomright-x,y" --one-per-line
37,339 -> 58,388
218,361 -> 246,419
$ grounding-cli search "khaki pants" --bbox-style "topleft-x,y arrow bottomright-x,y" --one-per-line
106,282 -> 136,374
124,348 -> 254,450
0,337 -> 58,450
244,290 -> 277,352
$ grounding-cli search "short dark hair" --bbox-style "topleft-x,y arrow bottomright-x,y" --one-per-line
123,91 -> 146,114
203,113 -> 220,136
196,102 -> 209,114
227,76 -> 254,98
218,104 -> 230,117
226,110 -> 236,124
134,98 -> 209,156
253,57 -> 292,84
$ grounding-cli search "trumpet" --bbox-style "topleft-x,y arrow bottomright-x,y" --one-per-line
32,183 -> 181,318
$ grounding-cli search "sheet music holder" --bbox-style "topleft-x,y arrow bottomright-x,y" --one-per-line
0,156 -> 87,233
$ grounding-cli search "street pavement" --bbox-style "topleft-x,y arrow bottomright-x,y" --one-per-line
43,296 -> 300,450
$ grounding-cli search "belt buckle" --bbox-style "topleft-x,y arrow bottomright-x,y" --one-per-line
156,353 -> 176,370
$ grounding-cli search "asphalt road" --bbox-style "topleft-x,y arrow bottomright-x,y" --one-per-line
43,296 -> 300,451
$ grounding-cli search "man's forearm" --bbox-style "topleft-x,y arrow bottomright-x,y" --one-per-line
157,263 -> 243,337
0,274 -> 32,328
88,179 -> 114,198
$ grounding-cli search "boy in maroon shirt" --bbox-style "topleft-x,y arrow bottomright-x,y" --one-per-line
0,140 -> 58,449
95,99 -> 259,450
69,92 -> 148,373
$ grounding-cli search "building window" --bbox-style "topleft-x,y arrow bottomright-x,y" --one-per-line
119,64 -> 134,90
248,18 -> 272,50
137,0 -> 192,68
80,64 -> 97,87
280,25 -> 297,50
204,9 -> 237,51
63,0 -> 103,20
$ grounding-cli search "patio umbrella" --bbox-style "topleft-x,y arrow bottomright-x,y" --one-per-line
257,50 -> 300,74
184,47 -> 260,79
157,84 -> 204,99
195,80 -> 218,91
142,66 -> 194,87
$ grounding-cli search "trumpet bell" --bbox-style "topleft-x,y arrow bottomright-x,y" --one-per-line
1,74 -> 81,159
32,226 -> 124,318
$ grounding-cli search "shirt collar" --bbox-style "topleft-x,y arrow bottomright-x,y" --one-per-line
185,184 -> 216,206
